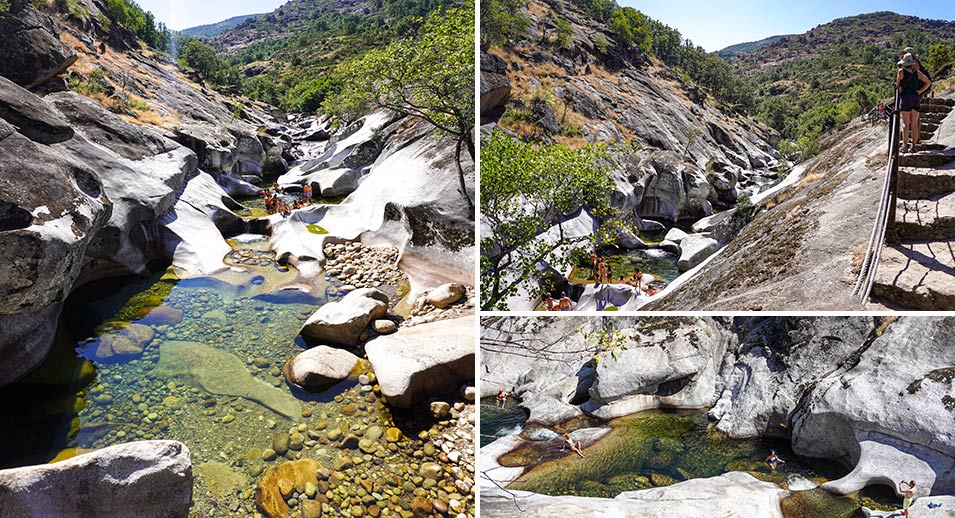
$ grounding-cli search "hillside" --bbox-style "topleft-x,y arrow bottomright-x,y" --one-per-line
205,0 -> 459,111
180,13 -> 263,39
732,11 -> 955,149
716,34 -> 792,59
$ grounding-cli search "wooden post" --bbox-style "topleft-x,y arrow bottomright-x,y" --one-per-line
887,89 -> 901,231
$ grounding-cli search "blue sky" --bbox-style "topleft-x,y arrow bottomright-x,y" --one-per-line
136,0 -> 286,30
625,0 -> 955,52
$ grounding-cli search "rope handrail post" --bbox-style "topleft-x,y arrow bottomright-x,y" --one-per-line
887,88 -> 902,230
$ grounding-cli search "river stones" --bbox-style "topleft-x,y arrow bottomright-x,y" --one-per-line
424,283 -> 466,309
0,440 -> 192,518
365,317 -> 475,407
151,341 -> 301,420
299,288 -> 389,346
88,322 -> 155,361
284,346 -> 359,392
255,459 -> 321,518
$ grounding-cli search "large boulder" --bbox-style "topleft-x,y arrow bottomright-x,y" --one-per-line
0,80 -> 111,385
711,317 -> 874,438
300,288 -> 389,347
677,234 -> 719,272
284,346 -> 359,392
481,51 -> 511,117
582,319 -> 731,419
365,317 -> 474,407
634,151 -> 713,223
480,472 -> 786,518
424,282 -> 467,309
0,6 -> 78,89
791,317 -> 955,496
0,76 -> 73,144
0,440 -> 193,518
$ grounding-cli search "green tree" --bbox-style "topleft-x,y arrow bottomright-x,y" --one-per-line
481,0 -> 529,46
327,2 -> 475,209
555,17 -> 573,50
926,43 -> 955,74
480,130 -> 628,310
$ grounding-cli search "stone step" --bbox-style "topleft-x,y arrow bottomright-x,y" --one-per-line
920,131 -> 935,140
872,241 -> 955,310
922,104 -> 952,115
916,143 -> 947,152
923,97 -> 955,107
893,193 -> 955,241
921,113 -> 947,124
899,167 -> 955,198
920,122 -> 939,132
899,151 -> 955,168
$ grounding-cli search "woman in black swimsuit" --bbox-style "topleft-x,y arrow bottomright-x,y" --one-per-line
897,52 -> 932,153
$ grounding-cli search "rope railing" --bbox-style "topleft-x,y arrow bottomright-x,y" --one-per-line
852,87 -> 902,302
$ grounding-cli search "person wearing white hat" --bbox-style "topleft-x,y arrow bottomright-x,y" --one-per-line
897,52 -> 932,153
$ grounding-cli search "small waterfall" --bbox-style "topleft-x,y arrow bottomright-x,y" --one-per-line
496,425 -> 523,437
787,474 -> 818,491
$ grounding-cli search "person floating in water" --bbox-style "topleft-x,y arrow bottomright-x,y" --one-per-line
899,480 -> 917,517
496,389 -> 510,408
561,433 -> 584,458
765,450 -> 786,470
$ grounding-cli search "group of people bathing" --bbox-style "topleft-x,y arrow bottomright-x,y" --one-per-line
590,251 -> 659,294
497,388 -> 925,513
261,182 -> 315,217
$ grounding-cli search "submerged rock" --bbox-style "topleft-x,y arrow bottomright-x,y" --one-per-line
255,459 -> 321,518
151,341 -> 301,420
88,322 -> 155,361
284,346 -> 359,392
365,317 -> 474,407
0,440 -> 192,518
300,288 -> 389,347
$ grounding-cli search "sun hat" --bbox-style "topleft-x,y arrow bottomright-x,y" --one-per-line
903,46 -> 916,56
899,53 -> 916,67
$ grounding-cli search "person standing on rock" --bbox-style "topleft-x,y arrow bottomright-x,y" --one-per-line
496,389 -> 510,408
899,480 -> 917,516
897,52 -> 932,153
561,433 -> 585,458
304,183 -> 313,204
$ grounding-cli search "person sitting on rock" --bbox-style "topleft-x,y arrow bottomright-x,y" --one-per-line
561,433 -> 584,458
899,480 -> 917,516
765,450 -> 786,470
627,269 -> 643,290
558,292 -> 573,311
496,389 -> 510,408
544,296 -> 558,311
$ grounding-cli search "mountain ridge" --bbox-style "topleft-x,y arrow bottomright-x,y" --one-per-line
717,34 -> 793,59
180,13 -> 264,39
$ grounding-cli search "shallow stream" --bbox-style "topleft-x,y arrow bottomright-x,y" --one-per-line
483,408 -> 897,516
0,211 -> 460,515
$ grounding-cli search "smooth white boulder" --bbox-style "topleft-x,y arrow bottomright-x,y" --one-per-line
284,346 -> 359,392
0,440 -> 192,518
677,234 -> 720,272
365,317 -> 474,407
300,288 -> 389,346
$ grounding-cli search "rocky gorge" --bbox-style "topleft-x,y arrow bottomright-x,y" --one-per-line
0,1 -> 475,517
480,0 -> 794,310
479,316 -> 955,517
